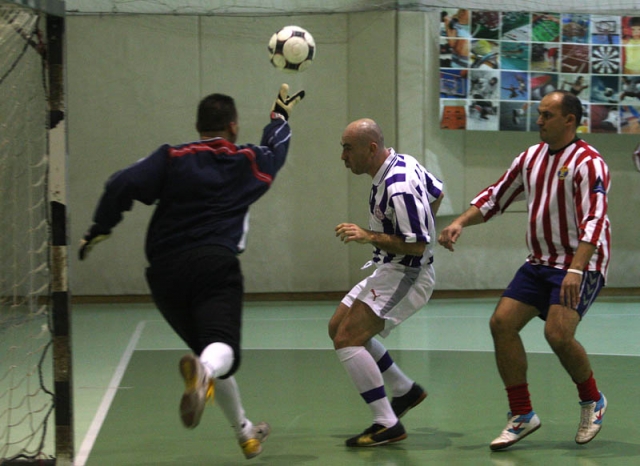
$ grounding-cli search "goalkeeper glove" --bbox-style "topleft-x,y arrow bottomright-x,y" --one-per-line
271,83 -> 305,120
79,224 -> 111,260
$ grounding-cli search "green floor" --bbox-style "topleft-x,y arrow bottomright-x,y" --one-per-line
72,297 -> 640,465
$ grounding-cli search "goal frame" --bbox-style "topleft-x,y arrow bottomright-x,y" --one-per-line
2,1 -> 70,465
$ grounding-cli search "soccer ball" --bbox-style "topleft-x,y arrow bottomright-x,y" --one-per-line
604,87 -> 614,97
268,26 -> 316,73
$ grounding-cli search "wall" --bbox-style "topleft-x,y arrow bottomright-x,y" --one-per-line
66,10 -> 639,296
344,11 -> 398,285
67,14 -> 358,294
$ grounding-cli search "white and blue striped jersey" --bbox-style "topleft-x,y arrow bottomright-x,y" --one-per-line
369,149 -> 443,268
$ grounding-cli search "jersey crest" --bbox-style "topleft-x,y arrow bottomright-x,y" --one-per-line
557,166 -> 569,180
592,177 -> 606,195
374,205 -> 385,220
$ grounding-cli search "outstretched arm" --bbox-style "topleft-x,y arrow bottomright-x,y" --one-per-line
257,83 -> 306,174
79,147 -> 167,260
437,205 -> 484,252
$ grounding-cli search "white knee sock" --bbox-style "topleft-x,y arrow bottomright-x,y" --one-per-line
365,338 -> 414,398
336,346 -> 397,427
200,342 -> 234,379
215,376 -> 253,439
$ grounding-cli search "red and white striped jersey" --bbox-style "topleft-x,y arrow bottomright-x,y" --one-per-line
471,139 -> 611,280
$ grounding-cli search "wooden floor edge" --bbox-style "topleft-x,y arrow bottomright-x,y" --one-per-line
70,287 -> 640,304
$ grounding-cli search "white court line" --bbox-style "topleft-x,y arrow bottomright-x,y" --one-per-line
75,321 -> 146,466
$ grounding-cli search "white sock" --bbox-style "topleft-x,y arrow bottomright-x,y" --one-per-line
336,346 -> 397,427
365,338 -> 414,398
200,342 -> 234,379
215,376 -> 253,439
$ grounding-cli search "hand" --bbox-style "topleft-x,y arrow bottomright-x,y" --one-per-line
560,271 -> 583,309
335,223 -> 370,244
79,224 -> 111,260
271,83 -> 305,120
438,223 -> 462,251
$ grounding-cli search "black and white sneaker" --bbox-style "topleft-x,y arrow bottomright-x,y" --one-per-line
345,422 -> 407,447
391,383 -> 427,418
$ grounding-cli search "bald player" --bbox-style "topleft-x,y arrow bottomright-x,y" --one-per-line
328,118 -> 444,447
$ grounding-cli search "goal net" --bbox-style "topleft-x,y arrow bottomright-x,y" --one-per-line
0,1 -> 65,464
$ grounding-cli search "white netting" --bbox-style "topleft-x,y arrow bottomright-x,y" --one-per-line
64,0 -> 640,15
0,1 -> 54,463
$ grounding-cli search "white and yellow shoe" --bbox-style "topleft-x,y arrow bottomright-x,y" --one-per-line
178,353 -> 214,429
239,422 -> 270,459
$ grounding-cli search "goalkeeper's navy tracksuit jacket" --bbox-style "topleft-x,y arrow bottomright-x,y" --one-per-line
89,116 -> 292,262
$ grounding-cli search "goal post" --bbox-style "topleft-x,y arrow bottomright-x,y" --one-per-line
0,0 -> 70,464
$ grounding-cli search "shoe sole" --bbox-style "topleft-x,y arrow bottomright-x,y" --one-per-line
348,433 -> 408,447
489,423 -> 541,451
396,391 -> 427,418
179,355 -> 204,429
368,433 -> 408,446
575,425 -> 602,445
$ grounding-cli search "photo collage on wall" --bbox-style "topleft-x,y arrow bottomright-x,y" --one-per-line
439,10 -> 640,133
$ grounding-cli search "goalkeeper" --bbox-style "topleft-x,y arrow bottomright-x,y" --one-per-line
79,85 -> 304,460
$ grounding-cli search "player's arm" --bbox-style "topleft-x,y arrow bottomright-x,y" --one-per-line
79,148 -> 167,260
255,83 -> 305,174
335,223 -> 425,256
437,205 -> 484,252
561,241 -> 597,309
567,241 -> 596,274
560,156 -> 609,307
574,156 -> 610,248
430,191 -> 444,216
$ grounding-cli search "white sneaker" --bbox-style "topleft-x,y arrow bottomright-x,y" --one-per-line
490,411 -> 541,451
179,354 -> 214,429
239,422 -> 270,459
576,392 -> 607,444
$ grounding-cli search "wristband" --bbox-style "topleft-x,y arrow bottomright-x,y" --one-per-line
567,268 -> 583,276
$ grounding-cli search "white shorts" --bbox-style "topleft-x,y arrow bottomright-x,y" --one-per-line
341,263 -> 436,338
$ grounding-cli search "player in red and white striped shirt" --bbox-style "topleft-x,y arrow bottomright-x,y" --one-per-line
439,90 -> 610,451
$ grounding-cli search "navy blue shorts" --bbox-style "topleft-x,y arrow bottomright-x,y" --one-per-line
502,262 -> 604,320
146,245 -> 243,377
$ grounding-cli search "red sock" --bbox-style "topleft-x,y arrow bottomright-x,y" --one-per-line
576,372 -> 601,402
506,383 -> 532,415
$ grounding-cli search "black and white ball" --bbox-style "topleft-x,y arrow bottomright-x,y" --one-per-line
268,26 -> 316,73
